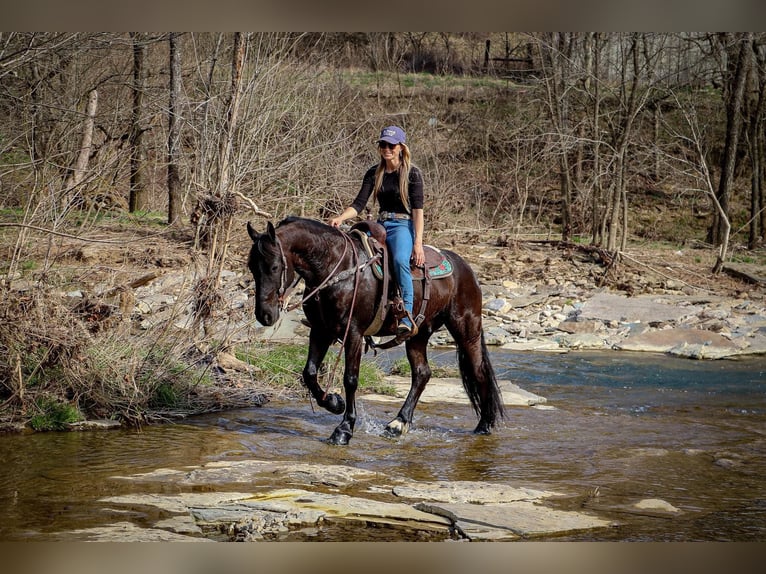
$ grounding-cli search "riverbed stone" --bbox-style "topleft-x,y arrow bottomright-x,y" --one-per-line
114,459 -> 380,488
66,419 -> 122,431
393,480 -> 562,503
554,332 -> 609,350
98,479 -> 612,541
360,376 -> 547,407
580,292 -> 702,324
415,500 -> 613,541
633,498 -> 681,514
617,328 -> 742,358
58,521 -> 208,542
123,245 -> 766,360
557,319 -> 603,334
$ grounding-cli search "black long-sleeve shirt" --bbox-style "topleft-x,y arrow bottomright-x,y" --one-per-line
349,165 -> 424,215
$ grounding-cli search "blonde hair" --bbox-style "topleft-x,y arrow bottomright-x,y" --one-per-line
372,142 -> 412,213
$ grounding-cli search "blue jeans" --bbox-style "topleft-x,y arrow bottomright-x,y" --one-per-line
381,219 -> 414,325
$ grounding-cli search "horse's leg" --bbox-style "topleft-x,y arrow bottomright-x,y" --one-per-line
328,334 -> 364,445
302,331 -> 345,415
384,336 -> 431,437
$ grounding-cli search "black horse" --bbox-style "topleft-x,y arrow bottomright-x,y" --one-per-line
246,216 -> 504,445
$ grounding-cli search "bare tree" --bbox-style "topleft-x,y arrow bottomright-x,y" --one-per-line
537,32 -> 575,242
63,89 -> 98,202
708,32 -> 753,246
666,92 -> 732,273
746,35 -> 766,249
167,32 -> 182,225
128,32 -> 149,213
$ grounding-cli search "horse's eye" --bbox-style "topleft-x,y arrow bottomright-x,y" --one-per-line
271,265 -> 279,273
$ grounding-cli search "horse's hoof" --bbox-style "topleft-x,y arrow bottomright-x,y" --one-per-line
383,419 -> 409,438
327,427 -> 352,445
473,421 -> 492,435
320,392 -> 345,415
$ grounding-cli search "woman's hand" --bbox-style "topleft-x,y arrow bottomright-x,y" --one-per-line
412,243 -> 425,267
328,207 -> 357,228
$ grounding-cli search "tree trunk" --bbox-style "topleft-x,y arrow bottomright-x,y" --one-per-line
63,88 -> 98,203
539,32 -> 574,242
748,38 -> 765,249
128,32 -> 148,213
708,32 -> 752,245
606,35 -> 641,251
217,32 -> 245,196
590,33 -> 604,245
167,32 -> 182,225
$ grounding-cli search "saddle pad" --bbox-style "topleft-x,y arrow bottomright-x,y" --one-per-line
372,245 -> 453,280
349,228 -> 453,281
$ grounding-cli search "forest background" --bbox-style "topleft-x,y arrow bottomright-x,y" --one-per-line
1,32 -> 765,429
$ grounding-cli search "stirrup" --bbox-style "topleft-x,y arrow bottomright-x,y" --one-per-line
396,319 -> 418,340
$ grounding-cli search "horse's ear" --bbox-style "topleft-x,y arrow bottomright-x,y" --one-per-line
246,221 -> 258,243
267,221 -> 276,241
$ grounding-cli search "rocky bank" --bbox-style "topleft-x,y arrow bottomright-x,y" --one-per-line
121,240 -> 766,360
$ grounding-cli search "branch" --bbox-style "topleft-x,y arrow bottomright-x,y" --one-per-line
229,190 -> 271,218
0,223 -> 170,244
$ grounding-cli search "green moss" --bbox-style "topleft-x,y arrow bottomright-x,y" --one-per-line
29,396 -> 82,431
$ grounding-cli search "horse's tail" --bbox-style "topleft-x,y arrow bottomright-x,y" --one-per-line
457,331 -> 505,428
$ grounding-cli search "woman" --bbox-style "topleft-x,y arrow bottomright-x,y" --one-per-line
328,125 -> 425,337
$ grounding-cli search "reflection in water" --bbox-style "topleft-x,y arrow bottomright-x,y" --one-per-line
0,351 -> 764,541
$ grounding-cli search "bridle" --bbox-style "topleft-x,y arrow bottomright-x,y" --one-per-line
261,228 -> 382,316
258,227 -> 381,401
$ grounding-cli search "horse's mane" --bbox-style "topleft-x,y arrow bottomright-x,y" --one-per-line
277,215 -> 331,233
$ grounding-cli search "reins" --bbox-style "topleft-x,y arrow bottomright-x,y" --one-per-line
323,234 -> 362,401
269,229 -> 378,401
274,232 -> 349,313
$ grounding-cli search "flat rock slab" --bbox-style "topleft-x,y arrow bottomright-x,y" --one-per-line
393,480 -> 563,503
580,293 -> 701,324
114,459 -> 380,488
617,328 -> 743,359
500,340 -> 568,352
70,461 -> 618,542
220,488 -> 453,531
415,501 -> 613,541
101,488 -> 452,537
55,521 -> 208,542
361,377 -> 547,407
722,263 -> 766,285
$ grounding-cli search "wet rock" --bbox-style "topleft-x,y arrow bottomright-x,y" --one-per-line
361,376 -> 547,407
114,459 -> 380,489
393,481 -> 562,503
633,498 -> 681,514
415,501 -> 613,541
57,521 -> 207,542
617,328 -> 742,358
500,340 -> 566,352
98,468 -> 614,542
66,419 -> 121,431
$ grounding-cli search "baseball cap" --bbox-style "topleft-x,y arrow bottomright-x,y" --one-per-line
378,125 -> 406,145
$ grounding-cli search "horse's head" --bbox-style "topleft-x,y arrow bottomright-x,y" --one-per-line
246,221 -> 294,326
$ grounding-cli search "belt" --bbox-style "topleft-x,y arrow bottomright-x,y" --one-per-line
378,211 -> 411,220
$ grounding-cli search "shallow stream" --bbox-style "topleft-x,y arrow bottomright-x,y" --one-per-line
1,350 -> 764,541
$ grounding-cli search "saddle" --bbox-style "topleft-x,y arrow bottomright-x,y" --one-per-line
349,221 -> 453,344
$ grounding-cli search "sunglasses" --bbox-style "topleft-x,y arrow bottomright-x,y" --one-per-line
378,141 -> 399,150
